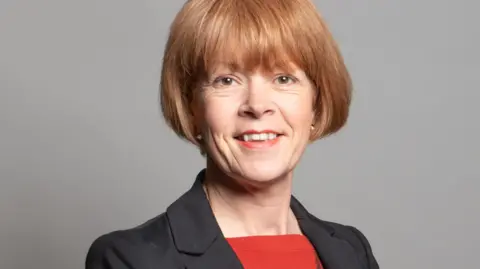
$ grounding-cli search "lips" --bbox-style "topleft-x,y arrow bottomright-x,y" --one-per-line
234,130 -> 283,141
234,130 -> 283,149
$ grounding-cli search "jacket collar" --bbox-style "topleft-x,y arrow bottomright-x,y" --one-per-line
166,169 -> 243,269
166,169 -> 218,254
166,169 -> 362,269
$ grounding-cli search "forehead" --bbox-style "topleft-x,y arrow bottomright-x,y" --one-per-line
200,38 -> 304,77
206,58 -> 301,76
190,1 -> 312,77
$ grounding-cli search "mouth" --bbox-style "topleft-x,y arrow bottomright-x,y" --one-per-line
234,130 -> 283,149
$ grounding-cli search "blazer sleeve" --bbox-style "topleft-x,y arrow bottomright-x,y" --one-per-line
85,234 -> 132,269
348,226 -> 380,269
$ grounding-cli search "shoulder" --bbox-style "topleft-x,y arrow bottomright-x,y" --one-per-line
309,214 -> 380,269
85,213 -> 181,269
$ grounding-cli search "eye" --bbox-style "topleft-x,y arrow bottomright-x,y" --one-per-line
212,76 -> 237,87
275,75 -> 296,85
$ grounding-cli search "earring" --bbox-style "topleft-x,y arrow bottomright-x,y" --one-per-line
196,134 -> 202,140
310,125 -> 315,131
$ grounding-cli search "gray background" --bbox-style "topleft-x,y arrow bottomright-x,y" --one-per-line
1,0 -> 479,268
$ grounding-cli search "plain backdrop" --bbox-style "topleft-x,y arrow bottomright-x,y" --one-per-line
1,0 -> 479,268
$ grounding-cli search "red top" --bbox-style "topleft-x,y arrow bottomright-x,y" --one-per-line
226,234 -> 324,269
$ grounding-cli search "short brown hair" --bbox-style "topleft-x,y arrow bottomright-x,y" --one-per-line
160,0 -> 352,146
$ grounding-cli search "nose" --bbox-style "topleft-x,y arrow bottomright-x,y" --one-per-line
238,81 -> 275,119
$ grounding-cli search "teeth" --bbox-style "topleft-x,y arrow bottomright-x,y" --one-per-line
242,133 -> 278,141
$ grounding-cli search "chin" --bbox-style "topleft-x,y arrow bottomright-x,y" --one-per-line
232,160 -> 292,186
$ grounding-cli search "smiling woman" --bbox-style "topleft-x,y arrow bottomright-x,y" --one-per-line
85,0 -> 379,269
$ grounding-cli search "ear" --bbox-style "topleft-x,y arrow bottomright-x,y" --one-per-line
189,89 -> 204,136
310,84 -> 320,128
311,100 -> 317,125
309,101 -> 318,141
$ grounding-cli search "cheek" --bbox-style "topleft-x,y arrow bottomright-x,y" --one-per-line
201,97 -> 239,134
276,93 -> 314,128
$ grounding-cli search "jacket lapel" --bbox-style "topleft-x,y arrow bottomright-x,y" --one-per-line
167,170 -> 363,269
166,170 -> 243,269
181,238 -> 243,269
291,197 -> 364,269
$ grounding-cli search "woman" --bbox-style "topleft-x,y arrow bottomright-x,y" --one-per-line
86,0 -> 379,268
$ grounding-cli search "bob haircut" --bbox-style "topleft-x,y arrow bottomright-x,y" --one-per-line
160,0 -> 352,148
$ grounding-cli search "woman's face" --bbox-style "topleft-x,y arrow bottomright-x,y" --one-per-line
195,63 -> 315,184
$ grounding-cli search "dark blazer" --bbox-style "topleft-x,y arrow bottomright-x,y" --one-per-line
85,170 -> 380,269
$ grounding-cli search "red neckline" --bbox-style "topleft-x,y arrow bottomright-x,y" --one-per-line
226,234 -> 314,251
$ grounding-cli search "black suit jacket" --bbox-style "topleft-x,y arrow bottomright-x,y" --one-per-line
85,170 -> 380,269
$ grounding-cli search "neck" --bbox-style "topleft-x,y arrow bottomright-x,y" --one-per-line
203,158 -> 301,238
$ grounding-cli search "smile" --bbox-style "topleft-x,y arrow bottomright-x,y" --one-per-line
234,130 -> 283,149
239,133 -> 277,141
